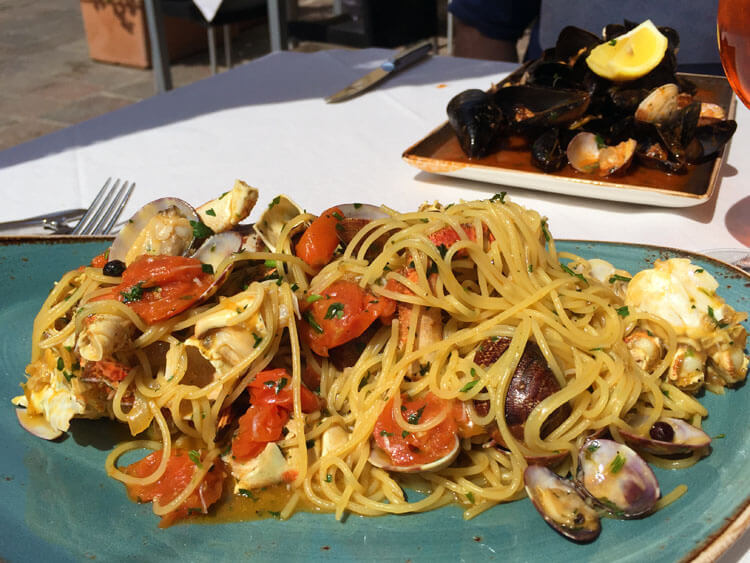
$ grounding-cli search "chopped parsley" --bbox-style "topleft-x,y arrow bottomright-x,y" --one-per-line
608,38 -> 617,46
275,377 -> 288,394
252,333 -> 263,348
402,430 -> 410,438
306,294 -> 323,303
407,405 -> 426,425
238,488 -> 258,500
419,362 -> 431,376
332,211 -> 344,221
201,263 -> 214,274
616,305 -> 629,317
57,357 -> 64,371
268,196 -> 281,209
586,442 -> 600,454
608,274 -> 632,283
707,306 -> 729,328
560,262 -> 588,285
466,492 -> 475,504
380,430 -> 394,437
304,311 -> 323,333
460,379 -> 480,392
713,433 -> 726,439
205,208 -> 216,217
541,219 -> 550,242
324,302 -> 345,320
120,281 -> 146,303
188,449 -> 203,469
325,474 -> 333,482
189,220 -> 214,239
490,192 -> 507,204
437,243 -> 449,259
610,452 -> 626,474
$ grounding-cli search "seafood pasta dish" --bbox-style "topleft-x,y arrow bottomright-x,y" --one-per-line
12,181 -> 748,541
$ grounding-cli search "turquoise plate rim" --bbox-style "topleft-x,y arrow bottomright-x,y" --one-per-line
1,236 -> 749,563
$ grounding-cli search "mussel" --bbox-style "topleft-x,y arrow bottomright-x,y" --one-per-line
620,415 -> 711,456
493,86 -> 591,136
578,439 -> 660,518
531,128 -> 566,172
524,465 -> 601,542
447,89 -> 504,158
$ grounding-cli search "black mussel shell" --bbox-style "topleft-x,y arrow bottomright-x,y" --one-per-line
655,101 -> 701,161
627,50 -> 678,91
447,89 -> 505,158
525,60 -> 582,90
636,138 -> 687,174
685,120 -> 737,163
554,26 -> 602,62
531,128 -> 566,172
658,26 -> 680,53
608,87 -> 650,115
493,85 -> 591,136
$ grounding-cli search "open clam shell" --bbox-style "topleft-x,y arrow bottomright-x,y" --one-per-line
16,408 -> 63,440
109,197 -> 200,265
254,195 -> 304,252
524,465 -> 601,542
620,415 -> 711,456
191,231 -> 243,300
368,435 -> 460,473
578,438 -> 660,518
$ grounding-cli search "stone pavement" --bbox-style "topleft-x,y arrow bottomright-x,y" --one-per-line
0,0 -> 356,151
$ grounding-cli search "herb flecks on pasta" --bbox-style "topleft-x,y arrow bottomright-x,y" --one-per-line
12,182 -> 748,530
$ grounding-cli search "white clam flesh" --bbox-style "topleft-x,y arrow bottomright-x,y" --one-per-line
109,198 -> 199,265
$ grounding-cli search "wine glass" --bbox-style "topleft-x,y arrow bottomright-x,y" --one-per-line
717,0 -> 750,108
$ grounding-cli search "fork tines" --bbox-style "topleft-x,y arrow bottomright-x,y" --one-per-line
72,178 -> 135,235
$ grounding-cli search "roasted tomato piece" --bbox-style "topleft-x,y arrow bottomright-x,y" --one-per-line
232,369 -> 320,461
295,206 -> 344,269
94,255 -> 213,324
373,393 -> 458,467
124,448 -> 223,528
300,280 -> 396,356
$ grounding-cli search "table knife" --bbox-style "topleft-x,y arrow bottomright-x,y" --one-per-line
325,39 -> 433,103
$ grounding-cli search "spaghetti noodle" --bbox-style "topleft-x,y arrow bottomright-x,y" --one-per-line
13,189 -> 748,530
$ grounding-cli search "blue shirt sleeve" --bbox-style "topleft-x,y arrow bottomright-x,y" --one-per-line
448,0 -> 541,42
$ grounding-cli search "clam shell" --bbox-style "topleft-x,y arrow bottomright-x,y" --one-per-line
191,231 -> 243,301
620,415 -> 711,456
254,195 -> 304,252
16,408 -> 63,440
109,198 -> 199,265
578,438 -> 660,518
368,435 -> 460,473
524,465 -> 601,542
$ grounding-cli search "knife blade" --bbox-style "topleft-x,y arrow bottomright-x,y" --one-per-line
325,39 -> 433,103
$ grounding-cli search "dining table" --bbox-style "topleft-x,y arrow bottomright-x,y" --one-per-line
1,47 -> 749,562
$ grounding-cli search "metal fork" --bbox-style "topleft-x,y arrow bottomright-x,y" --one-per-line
71,178 -> 135,235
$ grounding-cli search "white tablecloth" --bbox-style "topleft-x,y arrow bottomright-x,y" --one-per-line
0,50 -> 748,559
0,49 -> 747,255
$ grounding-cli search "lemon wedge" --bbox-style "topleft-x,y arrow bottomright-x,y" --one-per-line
586,20 -> 668,81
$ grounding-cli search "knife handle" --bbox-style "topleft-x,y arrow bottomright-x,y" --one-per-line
382,39 -> 433,72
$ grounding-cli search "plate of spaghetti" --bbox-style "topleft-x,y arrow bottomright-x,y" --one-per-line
2,182 -> 750,562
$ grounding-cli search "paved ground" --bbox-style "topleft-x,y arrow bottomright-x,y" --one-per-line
0,0 -> 366,151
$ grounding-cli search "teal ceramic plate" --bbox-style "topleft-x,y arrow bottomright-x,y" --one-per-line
1,237 -> 749,562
